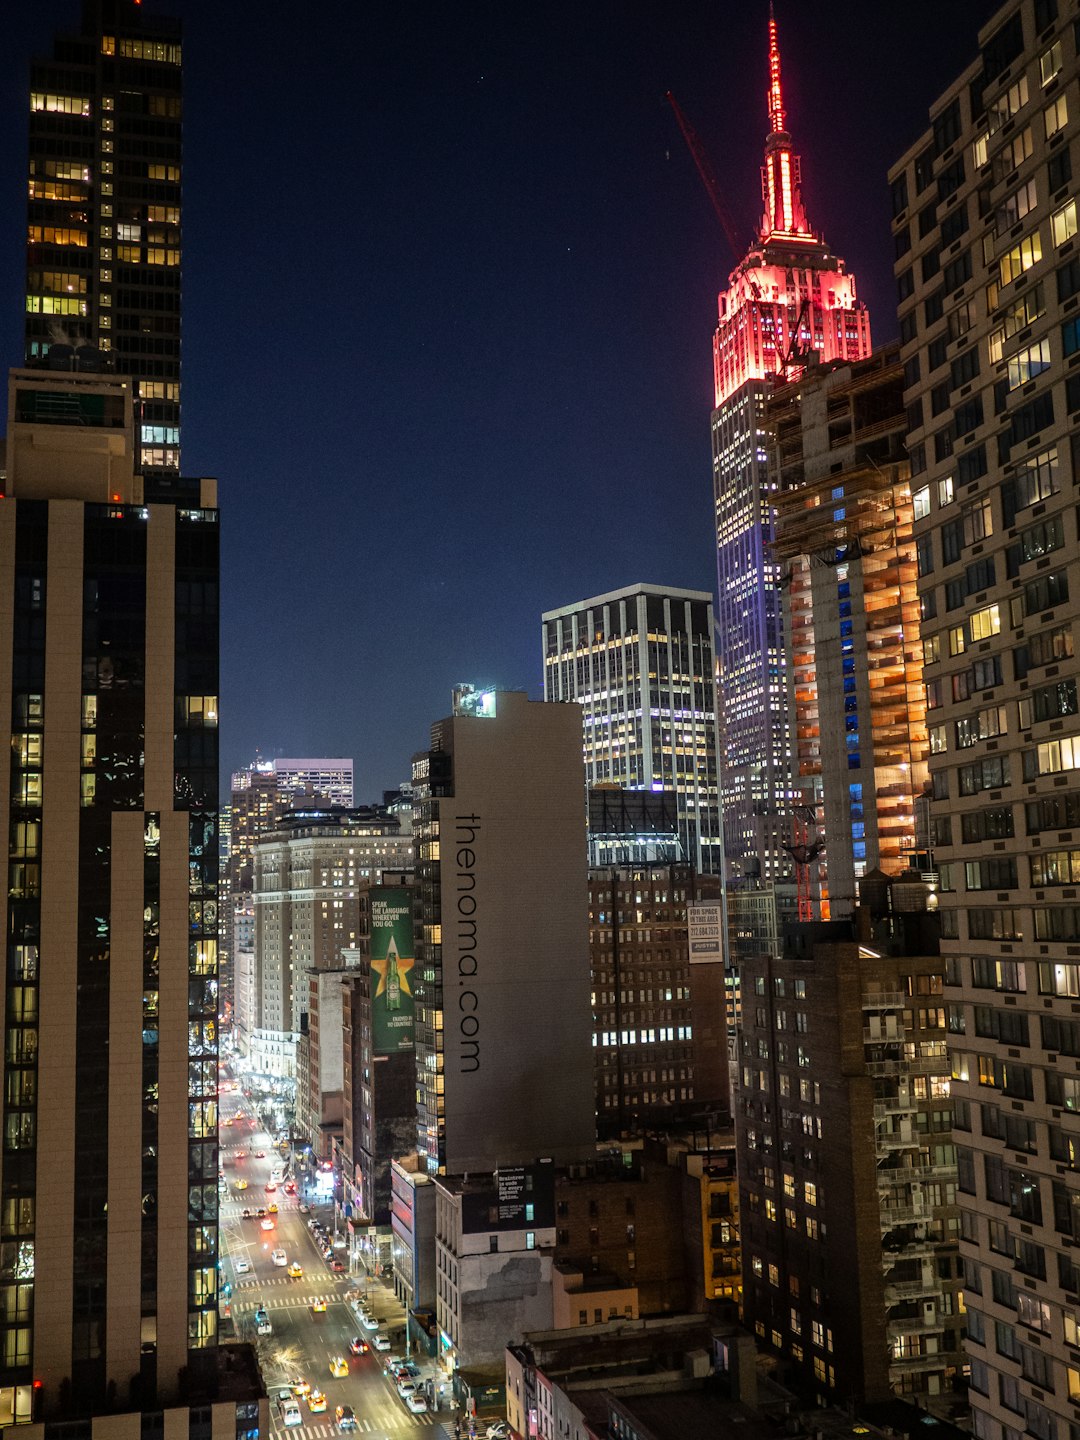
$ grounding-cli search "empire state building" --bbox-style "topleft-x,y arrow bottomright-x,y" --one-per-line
712,8 -> 872,955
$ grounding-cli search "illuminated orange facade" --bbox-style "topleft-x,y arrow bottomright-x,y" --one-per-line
712,10 -> 872,943
769,348 -> 930,921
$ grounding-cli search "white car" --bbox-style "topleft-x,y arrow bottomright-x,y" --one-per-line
487,1425 -> 510,1440
397,1381 -> 417,1400
278,1398 -> 302,1428
361,1310 -> 379,1331
255,1308 -> 272,1336
406,1394 -> 428,1415
234,1258 -> 251,1275
271,1248 -> 287,1266
372,1333 -> 391,1351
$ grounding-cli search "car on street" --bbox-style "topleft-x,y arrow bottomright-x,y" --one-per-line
268,1203 -> 278,1213
287,1262 -> 304,1278
401,1361 -> 421,1378
487,1424 -> 510,1440
348,1337 -> 369,1355
396,1380 -> 417,1399
260,1217 -> 274,1231
265,1182 -> 277,1193
232,1179 -> 247,1191
240,1208 -> 252,1219
372,1334 -> 390,1351
271,1248 -> 287,1266
360,1311 -> 379,1331
277,1398 -> 301,1428
310,1299 -> 327,1315
255,1150 -> 265,1158
254,1308 -> 272,1336
330,1258 -> 346,1272
290,1379 -> 311,1397
234,1258 -> 250,1275
406,1395 -> 428,1416
329,1356 -> 350,1378
336,1405 -> 358,1431
308,1390 -> 327,1413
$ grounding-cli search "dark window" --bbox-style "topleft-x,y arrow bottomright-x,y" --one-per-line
895,225 -> 912,259
952,348 -> 981,387
931,381 -> 951,416
941,202 -> 969,247
900,310 -> 918,345
981,12 -> 1024,81
897,267 -> 914,302
938,156 -> 965,201
941,518 -> 963,564
891,173 -> 909,218
1048,147 -> 1072,193
934,98 -> 963,155
928,335 -> 948,371
999,392 -> 1054,461
904,353 -> 921,387
914,146 -> 935,193
1058,254 -> 1080,303
957,444 -> 987,485
925,289 -> 945,325
943,250 -> 973,291
922,248 -> 941,282
954,395 -> 984,437
1035,0 -> 1058,28
1064,317 -> 1080,356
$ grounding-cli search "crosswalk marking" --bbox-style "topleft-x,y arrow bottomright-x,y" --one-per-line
270,1415 -> 443,1437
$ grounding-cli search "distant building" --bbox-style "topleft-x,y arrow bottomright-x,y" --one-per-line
435,1162 -> 558,1369
677,1139 -> 741,1312
769,347 -> 929,921
736,892 -> 964,1411
553,1144 -> 689,1318
390,1157 -> 437,1342
339,878 -> 418,1228
411,688 -> 595,1174
589,865 -> 727,1136
542,585 -> 721,874
710,13 -> 872,945
251,808 -> 412,1101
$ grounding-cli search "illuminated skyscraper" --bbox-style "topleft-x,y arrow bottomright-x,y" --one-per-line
542,584 -> 722,873
25,0 -> 183,484
711,11 -> 872,948
890,3 -> 1080,1436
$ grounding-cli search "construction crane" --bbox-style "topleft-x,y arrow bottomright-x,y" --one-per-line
665,92 -> 746,264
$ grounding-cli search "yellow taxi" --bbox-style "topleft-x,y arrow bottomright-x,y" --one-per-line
267,1202 -> 278,1213
308,1391 -> 327,1413
287,1262 -> 304,1279
232,1178 -> 247,1191
310,1299 -> 327,1315
329,1356 -> 349,1378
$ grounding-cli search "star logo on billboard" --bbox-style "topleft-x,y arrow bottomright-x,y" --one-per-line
371,935 -> 414,999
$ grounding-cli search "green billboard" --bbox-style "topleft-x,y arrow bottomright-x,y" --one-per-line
370,887 -> 415,1054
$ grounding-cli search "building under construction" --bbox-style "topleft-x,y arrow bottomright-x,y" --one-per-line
768,346 -> 930,920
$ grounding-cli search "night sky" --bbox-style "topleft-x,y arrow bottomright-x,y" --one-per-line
0,1 -> 999,801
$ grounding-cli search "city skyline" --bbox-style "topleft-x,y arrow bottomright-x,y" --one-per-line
0,1 -> 998,797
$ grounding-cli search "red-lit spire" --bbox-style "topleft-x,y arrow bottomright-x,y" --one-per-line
760,5 -> 810,239
767,2 -> 785,135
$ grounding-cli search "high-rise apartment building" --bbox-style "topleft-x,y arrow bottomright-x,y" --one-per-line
768,347 -> 930,920
589,864 -> 727,1136
26,0 -> 183,483
736,893 -> 964,1412
711,15 -> 872,943
0,364 -> 243,1420
411,688 -> 595,1174
889,5 -> 1080,1438
542,584 -> 722,874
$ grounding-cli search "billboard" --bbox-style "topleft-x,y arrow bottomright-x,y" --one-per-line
370,887 -> 415,1054
687,902 -> 724,964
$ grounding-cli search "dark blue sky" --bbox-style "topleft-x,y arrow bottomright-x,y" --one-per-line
1,1 -> 998,801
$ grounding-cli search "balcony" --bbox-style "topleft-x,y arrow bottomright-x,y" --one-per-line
887,1314 -> 947,1338
863,992 -> 907,1009
864,1025 -> 906,1044
879,1204 -> 934,1228
865,1053 -> 948,1077
884,1277 -> 941,1303
873,1095 -> 917,1117
888,1352 -> 949,1373
875,1131 -> 917,1155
